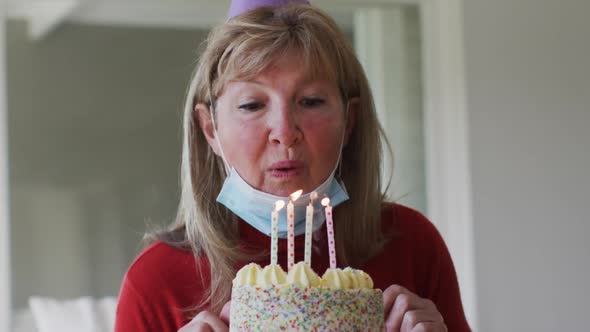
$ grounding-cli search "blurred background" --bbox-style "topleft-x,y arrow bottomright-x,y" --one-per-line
1,0 -> 589,331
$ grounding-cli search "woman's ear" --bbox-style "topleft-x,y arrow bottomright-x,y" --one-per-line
343,97 -> 359,146
195,103 -> 221,156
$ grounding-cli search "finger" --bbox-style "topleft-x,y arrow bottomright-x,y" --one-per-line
178,317 -> 213,332
200,313 -> 229,332
191,311 -> 229,332
383,285 -> 407,319
385,292 -> 412,332
191,322 -> 214,332
400,309 -> 444,332
220,301 -> 231,325
412,322 -> 448,332
385,291 -> 433,332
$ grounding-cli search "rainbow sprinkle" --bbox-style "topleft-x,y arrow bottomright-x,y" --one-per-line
230,285 -> 384,331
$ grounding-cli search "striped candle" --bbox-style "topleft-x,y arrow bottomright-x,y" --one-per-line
287,200 -> 295,270
304,192 -> 318,266
287,190 -> 302,271
322,197 -> 337,269
271,200 -> 285,266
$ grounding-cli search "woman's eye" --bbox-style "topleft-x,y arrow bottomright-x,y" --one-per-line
238,102 -> 263,112
300,97 -> 325,108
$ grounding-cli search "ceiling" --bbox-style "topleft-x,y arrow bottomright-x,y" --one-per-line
5,0 -> 407,40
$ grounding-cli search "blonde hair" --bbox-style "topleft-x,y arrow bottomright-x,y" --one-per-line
151,3 -> 389,314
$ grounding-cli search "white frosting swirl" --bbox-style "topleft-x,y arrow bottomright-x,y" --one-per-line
233,263 -> 262,286
286,262 -> 321,287
257,264 -> 287,286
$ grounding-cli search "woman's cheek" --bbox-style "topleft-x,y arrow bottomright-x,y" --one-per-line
224,123 -> 267,161
305,118 -> 344,146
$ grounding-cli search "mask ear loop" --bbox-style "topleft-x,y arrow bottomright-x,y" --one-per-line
335,101 -> 350,184
208,93 -> 232,176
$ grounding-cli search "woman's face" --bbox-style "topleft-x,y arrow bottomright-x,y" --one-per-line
198,53 -> 354,197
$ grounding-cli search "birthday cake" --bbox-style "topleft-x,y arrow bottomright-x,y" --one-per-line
229,192 -> 383,331
229,262 -> 384,331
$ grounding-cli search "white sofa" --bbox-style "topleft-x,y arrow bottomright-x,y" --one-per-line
12,297 -> 117,332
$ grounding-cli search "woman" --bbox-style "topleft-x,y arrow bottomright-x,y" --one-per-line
115,1 -> 470,331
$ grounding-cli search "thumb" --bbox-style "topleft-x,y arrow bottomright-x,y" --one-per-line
220,301 -> 231,325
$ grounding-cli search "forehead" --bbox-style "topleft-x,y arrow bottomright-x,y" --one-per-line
216,49 -> 339,96
244,55 -> 329,87
220,74 -> 338,103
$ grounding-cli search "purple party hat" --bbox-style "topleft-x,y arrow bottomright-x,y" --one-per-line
228,0 -> 310,20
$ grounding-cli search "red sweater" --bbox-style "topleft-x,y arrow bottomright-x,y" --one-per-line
115,204 -> 470,331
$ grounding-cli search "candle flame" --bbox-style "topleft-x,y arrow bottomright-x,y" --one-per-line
275,200 -> 285,211
321,197 -> 331,207
290,190 -> 303,202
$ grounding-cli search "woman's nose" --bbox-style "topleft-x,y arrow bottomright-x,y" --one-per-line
267,104 -> 302,147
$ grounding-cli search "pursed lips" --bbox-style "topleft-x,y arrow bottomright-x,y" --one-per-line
268,160 -> 305,178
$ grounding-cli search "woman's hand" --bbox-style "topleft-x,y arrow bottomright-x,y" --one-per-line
178,302 -> 231,332
383,285 -> 447,332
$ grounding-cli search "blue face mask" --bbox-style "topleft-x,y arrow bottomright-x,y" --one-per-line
217,167 -> 349,238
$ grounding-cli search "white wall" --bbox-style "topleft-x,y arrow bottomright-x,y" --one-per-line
6,21 -> 203,311
1,1 -> 12,331
354,5 -> 426,213
463,1 -> 590,331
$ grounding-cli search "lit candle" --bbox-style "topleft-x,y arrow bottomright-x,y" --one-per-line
304,192 -> 318,266
271,200 -> 285,266
287,190 -> 303,271
321,197 -> 337,269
